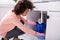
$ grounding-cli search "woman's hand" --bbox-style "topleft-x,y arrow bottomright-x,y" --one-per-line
36,32 -> 45,37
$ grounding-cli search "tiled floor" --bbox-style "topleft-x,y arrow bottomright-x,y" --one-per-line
0,34 -> 38,40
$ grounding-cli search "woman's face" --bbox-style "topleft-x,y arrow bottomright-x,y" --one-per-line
22,9 -> 29,16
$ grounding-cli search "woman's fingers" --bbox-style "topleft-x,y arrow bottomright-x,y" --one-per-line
36,32 -> 45,37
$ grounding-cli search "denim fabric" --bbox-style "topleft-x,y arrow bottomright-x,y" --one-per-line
5,26 -> 25,39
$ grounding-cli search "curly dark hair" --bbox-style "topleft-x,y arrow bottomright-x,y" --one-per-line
13,0 -> 34,15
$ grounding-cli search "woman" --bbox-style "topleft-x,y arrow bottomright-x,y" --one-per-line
0,0 -> 45,40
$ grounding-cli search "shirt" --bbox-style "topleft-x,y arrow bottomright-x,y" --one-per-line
0,10 -> 36,36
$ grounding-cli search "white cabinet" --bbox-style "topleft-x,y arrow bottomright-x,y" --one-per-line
46,1 -> 60,40
46,12 -> 60,40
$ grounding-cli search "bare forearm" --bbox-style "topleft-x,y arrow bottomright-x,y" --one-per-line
26,20 -> 36,25
17,25 -> 45,36
13,18 -> 44,36
21,16 -> 36,25
17,25 -> 36,35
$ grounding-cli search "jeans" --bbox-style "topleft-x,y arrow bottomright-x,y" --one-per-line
5,26 -> 25,39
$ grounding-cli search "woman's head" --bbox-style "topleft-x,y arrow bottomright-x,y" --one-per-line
13,0 -> 34,16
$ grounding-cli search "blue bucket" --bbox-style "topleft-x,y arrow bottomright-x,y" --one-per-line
35,22 -> 46,33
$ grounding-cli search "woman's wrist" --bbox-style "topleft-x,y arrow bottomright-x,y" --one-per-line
35,32 -> 39,36
35,32 -> 45,37
35,31 -> 37,35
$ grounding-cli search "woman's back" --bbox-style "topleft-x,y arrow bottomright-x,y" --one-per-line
0,11 -> 19,35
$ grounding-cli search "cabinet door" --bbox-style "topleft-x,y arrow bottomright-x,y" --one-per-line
46,12 -> 60,40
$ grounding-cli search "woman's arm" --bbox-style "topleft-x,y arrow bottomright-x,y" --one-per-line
12,18 -> 45,36
21,16 -> 36,25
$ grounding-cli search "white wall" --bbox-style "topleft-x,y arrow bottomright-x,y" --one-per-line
0,0 -> 15,4
0,4 -> 14,20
